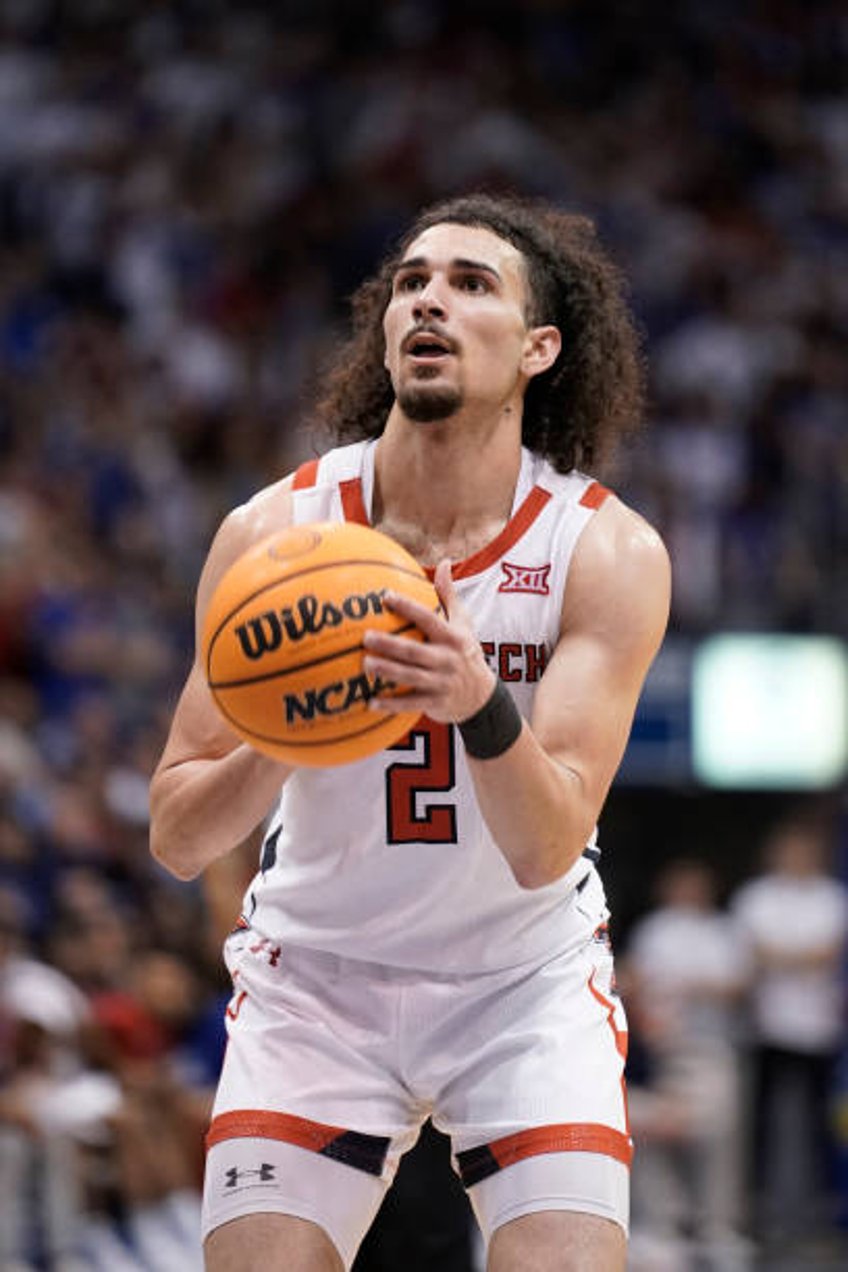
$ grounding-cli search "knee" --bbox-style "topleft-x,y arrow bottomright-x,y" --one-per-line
204,1214 -> 344,1272
487,1209 -> 626,1272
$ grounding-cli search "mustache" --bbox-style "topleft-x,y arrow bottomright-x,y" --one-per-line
400,323 -> 457,355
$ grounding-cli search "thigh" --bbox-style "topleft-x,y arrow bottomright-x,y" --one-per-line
203,1138 -> 388,1270
468,1150 -> 628,1249
432,923 -> 631,1239
205,1212 -> 343,1272
214,938 -> 417,1144
487,1210 -> 626,1272
204,942 -> 422,1268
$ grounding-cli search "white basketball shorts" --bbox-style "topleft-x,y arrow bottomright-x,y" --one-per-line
202,873 -> 631,1267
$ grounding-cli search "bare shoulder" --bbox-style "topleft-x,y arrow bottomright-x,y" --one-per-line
563,493 -> 671,648
214,473 -> 295,562
578,494 -> 670,578
199,473 -> 296,604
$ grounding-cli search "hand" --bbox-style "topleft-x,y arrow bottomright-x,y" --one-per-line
363,559 -> 495,724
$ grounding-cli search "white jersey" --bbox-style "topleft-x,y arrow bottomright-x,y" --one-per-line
240,440 -> 613,973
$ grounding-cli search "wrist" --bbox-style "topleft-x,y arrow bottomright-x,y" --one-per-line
458,679 -> 523,761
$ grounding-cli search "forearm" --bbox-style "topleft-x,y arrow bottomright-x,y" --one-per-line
468,723 -> 595,889
150,745 -> 289,881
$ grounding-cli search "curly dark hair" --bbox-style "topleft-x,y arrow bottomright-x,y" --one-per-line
312,192 -> 645,473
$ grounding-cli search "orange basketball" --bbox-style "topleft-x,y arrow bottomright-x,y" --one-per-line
201,521 -> 438,766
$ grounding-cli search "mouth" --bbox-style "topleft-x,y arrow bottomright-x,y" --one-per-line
402,329 -> 455,363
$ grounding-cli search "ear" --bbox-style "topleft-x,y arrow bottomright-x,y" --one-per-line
521,325 -> 561,379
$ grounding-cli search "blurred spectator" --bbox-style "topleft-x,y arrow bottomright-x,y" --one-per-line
623,859 -> 751,1269
87,948 -> 209,1272
2,872 -> 219,1269
731,814 -> 848,1248
0,885 -> 121,1271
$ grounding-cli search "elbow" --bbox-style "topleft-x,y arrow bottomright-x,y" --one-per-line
508,827 -> 594,891
148,783 -> 204,882
511,862 -> 563,890
508,850 -> 571,890
150,841 -> 203,883
149,822 -> 203,882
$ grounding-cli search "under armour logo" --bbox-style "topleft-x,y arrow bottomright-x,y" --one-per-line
498,561 -> 551,595
225,1163 -> 276,1188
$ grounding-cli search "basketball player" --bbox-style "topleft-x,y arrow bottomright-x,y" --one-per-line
150,193 -> 671,1271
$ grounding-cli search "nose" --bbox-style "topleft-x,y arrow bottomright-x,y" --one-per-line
412,278 -> 447,321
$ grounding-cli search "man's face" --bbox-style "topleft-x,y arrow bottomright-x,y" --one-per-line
382,222 -> 536,424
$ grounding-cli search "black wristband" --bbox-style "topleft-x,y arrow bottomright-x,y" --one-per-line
458,680 -> 523,760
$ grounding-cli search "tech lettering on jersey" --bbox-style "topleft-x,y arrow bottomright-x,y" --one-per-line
481,641 -> 549,683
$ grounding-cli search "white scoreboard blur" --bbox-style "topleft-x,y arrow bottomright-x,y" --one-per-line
692,635 -> 848,789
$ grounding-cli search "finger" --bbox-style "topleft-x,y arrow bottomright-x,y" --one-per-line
363,649 -> 439,684
369,691 -> 434,715
434,560 -> 474,635
433,559 -> 456,618
363,629 -> 445,666
370,593 -> 455,644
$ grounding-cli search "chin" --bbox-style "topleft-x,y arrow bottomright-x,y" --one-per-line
398,385 -> 463,423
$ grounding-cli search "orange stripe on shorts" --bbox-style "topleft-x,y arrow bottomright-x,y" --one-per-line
206,1109 -> 342,1152
456,1121 -> 633,1187
205,1109 -> 391,1177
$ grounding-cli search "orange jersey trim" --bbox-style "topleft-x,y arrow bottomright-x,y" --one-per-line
579,480 -> 610,510
443,485 -> 553,581
337,477 -> 554,582
293,458 -> 320,489
339,476 -> 370,524
336,474 -> 606,577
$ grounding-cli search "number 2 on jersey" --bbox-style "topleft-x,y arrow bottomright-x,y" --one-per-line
385,718 -> 458,844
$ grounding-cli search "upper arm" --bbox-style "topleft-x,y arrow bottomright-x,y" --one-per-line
152,477 -> 296,779
531,497 -> 671,819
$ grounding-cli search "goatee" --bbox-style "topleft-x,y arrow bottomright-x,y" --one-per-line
397,384 -> 463,423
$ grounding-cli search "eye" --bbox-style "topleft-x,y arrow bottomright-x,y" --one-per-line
395,272 -> 425,294
457,273 -> 490,294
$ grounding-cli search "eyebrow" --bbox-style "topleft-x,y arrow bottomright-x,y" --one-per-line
394,256 -> 503,282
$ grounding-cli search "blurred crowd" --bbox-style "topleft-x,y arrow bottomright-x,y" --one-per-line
623,811 -> 848,1270
0,0 -> 846,1268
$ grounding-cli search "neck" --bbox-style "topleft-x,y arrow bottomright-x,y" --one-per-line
372,405 -> 523,562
